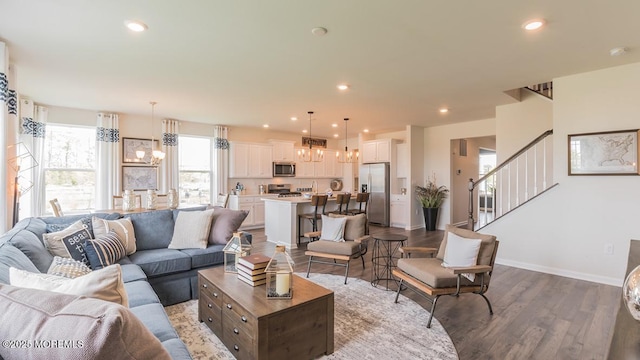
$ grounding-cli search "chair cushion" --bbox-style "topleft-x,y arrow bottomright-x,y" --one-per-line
307,240 -> 361,256
0,284 -> 171,360
319,215 -> 346,241
128,249 -> 191,277
329,213 -> 366,241
397,257 -> 489,288
168,209 -> 215,249
437,224 -> 496,266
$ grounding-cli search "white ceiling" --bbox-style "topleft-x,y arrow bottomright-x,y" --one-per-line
1,1 -> 639,138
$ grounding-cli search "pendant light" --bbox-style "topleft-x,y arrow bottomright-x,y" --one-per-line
136,101 -> 165,166
297,111 -> 324,162
336,117 -> 358,163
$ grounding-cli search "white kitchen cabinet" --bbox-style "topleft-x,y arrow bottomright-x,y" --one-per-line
294,148 -> 343,178
228,195 -> 275,229
229,142 -> 273,178
390,194 -> 407,228
362,139 -> 395,163
323,150 -> 344,178
396,143 -> 408,178
270,140 -> 295,162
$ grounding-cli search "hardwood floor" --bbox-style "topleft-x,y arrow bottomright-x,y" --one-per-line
248,225 -> 620,360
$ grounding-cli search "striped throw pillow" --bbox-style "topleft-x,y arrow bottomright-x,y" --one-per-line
84,230 -> 127,270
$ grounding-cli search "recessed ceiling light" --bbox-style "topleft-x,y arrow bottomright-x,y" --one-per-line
125,20 -> 148,32
333,134 -> 339,138
263,124 -> 269,128
439,108 -> 449,113
363,129 -> 369,133
302,129 -> 308,133
337,84 -> 350,91
610,47 -> 627,56
522,19 -> 546,31
290,116 -> 298,121
311,27 -> 328,36
332,123 -> 338,128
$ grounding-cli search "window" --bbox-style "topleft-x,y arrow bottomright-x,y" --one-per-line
43,125 -> 96,214
179,135 -> 212,205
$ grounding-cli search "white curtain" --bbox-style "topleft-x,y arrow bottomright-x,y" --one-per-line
1,42 -> 19,231
96,113 -> 120,210
160,119 -> 179,193
213,125 -> 229,197
18,100 -> 47,218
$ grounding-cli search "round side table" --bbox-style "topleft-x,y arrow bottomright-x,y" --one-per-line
371,233 -> 408,290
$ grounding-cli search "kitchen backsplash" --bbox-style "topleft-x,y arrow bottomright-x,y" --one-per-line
228,178 -> 351,195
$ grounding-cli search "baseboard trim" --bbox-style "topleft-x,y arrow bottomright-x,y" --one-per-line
495,258 -> 622,287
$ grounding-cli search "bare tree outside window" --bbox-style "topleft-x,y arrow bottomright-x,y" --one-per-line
44,125 -> 96,214
179,135 -> 213,205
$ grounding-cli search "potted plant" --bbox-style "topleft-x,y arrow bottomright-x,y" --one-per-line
415,175 -> 449,231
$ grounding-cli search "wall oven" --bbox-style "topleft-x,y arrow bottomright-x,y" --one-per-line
273,162 -> 296,177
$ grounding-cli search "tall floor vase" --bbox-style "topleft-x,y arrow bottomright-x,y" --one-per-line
423,207 -> 439,231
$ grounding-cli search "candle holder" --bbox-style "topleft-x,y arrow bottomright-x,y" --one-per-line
223,232 -> 252,273
265,245 -> 294,299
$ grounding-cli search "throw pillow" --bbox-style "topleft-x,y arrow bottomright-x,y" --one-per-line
208,208 -> 249,245
442,232 -> 482,281
0,285 -> 170,360
168,209 -> 215,249
9,264 -> 128,306
84,230 -> 127,270
42,220 -> 92,267
47,256 -> 92,279
319,215 -> 347,242
329,213 -> 366,241
45,216 -> 95,237
92,217 -> 137,255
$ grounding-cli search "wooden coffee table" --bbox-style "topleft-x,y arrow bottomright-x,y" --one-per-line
198,266 -> 334,360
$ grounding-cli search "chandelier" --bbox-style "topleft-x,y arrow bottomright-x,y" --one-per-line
336,117 -> 359,163
136,101 -> 165,166
297,111 -> 324,162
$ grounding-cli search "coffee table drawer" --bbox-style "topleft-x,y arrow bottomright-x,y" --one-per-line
222,294 -> 256,334
222,314 -> 255,360
199,292 -> 221,336
199,274 -> 222,307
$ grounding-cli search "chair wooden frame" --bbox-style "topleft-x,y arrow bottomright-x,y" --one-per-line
327,193 -> 350,215
304,230 -> 370,284
392,240 -> 499,328
215,193 -> 229,208
347,192 -> 369,216
49,198 -> 63,217
297,195 -> 328,245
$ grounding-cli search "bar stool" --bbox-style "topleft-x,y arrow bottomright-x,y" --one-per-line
327,193 -> 350,215
298,194 -> 328,245
348,192 -> 369,216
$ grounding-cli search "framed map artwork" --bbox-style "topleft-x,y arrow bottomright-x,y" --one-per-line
568,129 -> 639,175
123,137 -> 158,164
122,166 -> 158,190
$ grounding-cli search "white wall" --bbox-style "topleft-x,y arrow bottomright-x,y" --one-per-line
423,118 -> 497,229
485,62 -> 640,286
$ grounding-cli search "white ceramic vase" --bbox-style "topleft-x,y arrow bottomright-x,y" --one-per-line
146,189 -> 157,210
168,188 -> 178,209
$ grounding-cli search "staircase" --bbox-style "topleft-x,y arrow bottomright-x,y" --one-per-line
468,129 -> 558,230
525,81 -> 553,99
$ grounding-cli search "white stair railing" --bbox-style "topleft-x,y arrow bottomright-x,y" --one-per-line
468,130 -> 556,230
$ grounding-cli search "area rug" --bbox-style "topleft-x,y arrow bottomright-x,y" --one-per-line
165,273 -> 458,359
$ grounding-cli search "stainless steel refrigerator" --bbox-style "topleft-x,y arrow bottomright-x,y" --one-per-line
359,163 -> 390,226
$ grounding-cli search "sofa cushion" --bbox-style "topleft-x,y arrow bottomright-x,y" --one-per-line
84,230 -> 127,270
179,244 -> 225,268
128,249 -> 191,277
125,210 -> 175,250
307,239 -> 361,256
0,243 -> 39,285
120,263 -> 148,283
0,284 -> 171,360
4,228 -> 54,273
129,302 -> 181,343
92,217 -> 137,255
168,209 -> 215,249
208,208 -> 249,245
161,338 -> 193,360
9,264 -> 128,306
124,279 -> 162,308
47,256 -> 92,279
42,221 -> 92,266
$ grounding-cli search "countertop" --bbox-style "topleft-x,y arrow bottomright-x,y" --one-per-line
262,194 -> 356,203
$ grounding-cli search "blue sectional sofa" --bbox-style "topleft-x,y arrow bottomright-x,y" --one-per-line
0,207 -> 251,359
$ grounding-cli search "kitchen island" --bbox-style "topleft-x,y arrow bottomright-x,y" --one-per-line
263,195 -> 357,248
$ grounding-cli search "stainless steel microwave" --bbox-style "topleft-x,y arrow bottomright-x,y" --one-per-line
273,162 -> 296,177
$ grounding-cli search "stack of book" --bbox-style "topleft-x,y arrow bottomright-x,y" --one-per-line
237,253 -> 271,286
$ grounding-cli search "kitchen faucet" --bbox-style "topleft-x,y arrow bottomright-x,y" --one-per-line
311,180 -> 318,194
